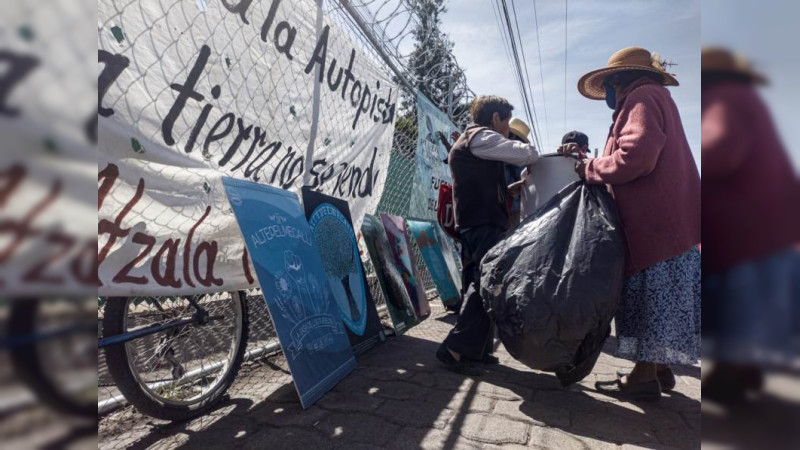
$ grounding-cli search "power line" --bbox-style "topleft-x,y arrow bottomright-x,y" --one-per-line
490,0 -> 545,150
563,0 -> 568,133
497,0 -> 541,149
499,0 -> 534,129
491,0 -> 531,140
531,0 -> 550,150
491,0 -> 519,90
509,0 -> 544,149
492,1 -> 529,129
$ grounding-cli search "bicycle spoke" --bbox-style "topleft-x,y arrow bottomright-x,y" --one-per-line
112,292 -> 242,407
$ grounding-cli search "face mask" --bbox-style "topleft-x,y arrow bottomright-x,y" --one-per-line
604,84 -> 616,110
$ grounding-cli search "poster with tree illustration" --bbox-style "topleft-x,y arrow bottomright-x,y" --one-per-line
380,214 -> 431,318
360,214 -> 420,334
301,188 -> 385,354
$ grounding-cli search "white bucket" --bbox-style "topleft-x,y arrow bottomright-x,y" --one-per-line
519,154 -> 581,220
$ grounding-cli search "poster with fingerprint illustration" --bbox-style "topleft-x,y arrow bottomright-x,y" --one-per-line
301,188 -> 384,354
222,178 -> 355,409
380,214 -> 430,318
360,215 -> 420,334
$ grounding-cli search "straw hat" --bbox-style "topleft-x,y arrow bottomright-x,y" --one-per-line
701,47 -> 767,85
508,117 -> 531,143
578,47 -> 679,100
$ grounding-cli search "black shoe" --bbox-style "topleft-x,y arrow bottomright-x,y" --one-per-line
436,345 -> 484,376
702,365 -> 763,405
482,354 -> 500,365
463,353 -> 500,365
617,368 -> 676,391
595,378 -> 661,402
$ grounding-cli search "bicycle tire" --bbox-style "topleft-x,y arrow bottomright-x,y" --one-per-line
8,298 -> 97,418
102,291 -> 249,421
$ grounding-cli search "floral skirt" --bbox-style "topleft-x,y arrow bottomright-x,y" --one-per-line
702,247 -> 799,368
616,246 -> 701,365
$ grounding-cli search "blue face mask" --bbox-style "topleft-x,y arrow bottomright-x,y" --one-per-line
604,84 -> 616,110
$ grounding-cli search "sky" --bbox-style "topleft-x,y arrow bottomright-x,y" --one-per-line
438,0 -> 701,167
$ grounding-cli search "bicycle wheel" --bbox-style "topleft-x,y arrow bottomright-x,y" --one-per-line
102,291 -> 248,421
8,297 -> 97,418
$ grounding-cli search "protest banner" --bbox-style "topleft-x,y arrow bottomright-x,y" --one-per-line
408,92 -> 459,221
98,0 -> 398,296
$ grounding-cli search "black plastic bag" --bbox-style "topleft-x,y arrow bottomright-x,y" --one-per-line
480,181 -> 625,386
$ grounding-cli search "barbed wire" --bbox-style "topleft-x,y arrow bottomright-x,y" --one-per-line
331,0 -> 475,125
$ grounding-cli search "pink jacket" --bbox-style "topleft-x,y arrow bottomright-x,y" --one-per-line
701,82 -> 800,274
585,79 -> 701,275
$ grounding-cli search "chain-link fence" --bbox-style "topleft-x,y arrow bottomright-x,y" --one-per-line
98,0 -> 473,434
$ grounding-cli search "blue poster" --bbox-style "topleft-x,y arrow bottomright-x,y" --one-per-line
301,187 -> 385,355
434,222 -> 463,294
407,220 -> 461,308
221,178 -> 355,408
409,91 -> 459,220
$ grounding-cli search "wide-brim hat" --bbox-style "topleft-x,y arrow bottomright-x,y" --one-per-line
701,47 -> 767,85
508,117 -> 530,143
578,47 -> 679,100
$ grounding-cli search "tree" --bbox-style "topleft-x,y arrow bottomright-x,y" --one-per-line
392,0 -> 469,159
380,0 -> 471,217
403,0 -> 469,123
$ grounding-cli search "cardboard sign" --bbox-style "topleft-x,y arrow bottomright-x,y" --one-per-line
222,177 -> 355,408
407,220 -> 461,308
380,214 -> 430,318
360,215 -> 419,334
301,187 -> 385,354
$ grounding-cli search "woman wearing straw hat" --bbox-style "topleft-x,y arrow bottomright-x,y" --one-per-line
701,47 -> 800,403
561,46 -> 701,401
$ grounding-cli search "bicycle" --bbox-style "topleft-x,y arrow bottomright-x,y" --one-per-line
3,297 -> 97,418
99,291 -> 249,421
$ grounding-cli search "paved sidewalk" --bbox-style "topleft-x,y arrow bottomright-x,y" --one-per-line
98,303 -> 701,449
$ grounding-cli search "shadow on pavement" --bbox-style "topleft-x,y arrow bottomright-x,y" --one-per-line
702,384 -> 800,449
120,398 -> 256,450
107,321 -> 700,449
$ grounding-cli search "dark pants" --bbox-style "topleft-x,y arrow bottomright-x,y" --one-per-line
443,225 -> 504,360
